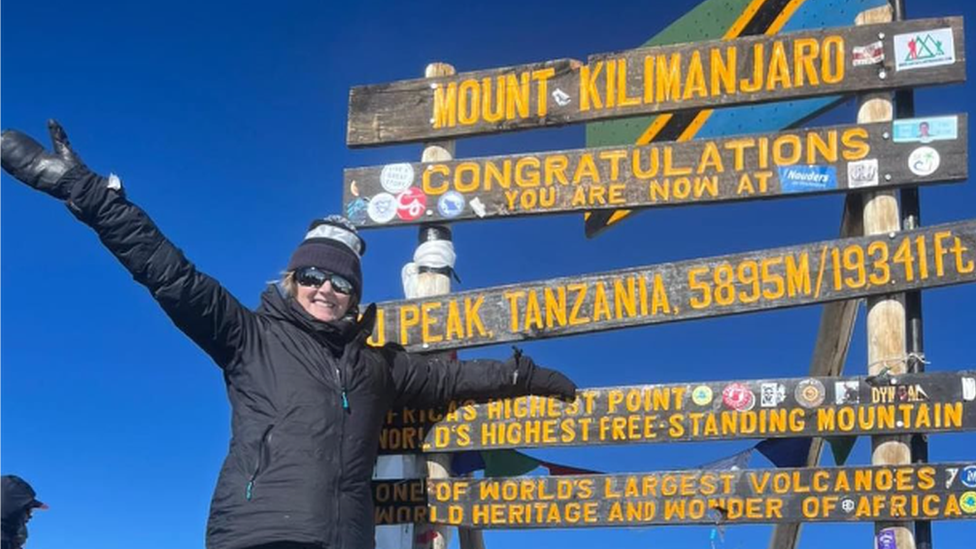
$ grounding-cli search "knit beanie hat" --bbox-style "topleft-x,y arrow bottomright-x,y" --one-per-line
286,216 -> 366,298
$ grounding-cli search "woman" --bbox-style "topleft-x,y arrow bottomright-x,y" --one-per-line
1,121 -> 577,549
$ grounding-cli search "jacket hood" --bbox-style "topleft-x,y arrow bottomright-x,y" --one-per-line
257,284 -> 374,355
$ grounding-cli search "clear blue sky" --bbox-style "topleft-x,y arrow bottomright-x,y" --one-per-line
2,1 -> 974,548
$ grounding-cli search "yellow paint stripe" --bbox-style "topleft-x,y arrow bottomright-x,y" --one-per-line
607,209 -> 632,225
635,114 -> 673,145
724,0 -> 771,39
767,0 -> 808,35
679,109 -> 713,141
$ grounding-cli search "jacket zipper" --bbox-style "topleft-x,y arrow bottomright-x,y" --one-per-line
245,423 -> 274,501
332,356 -> 348,548
335,366 -> 349,411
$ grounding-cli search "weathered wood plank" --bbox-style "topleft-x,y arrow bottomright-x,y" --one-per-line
343,117 -> 967,227
378,370 -> 976,454
348,17 -> 966,146
374,463 -> 976,526
365,220 -> 976,352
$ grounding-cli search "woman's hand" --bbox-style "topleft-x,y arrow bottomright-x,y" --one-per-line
1,119 -> 86,200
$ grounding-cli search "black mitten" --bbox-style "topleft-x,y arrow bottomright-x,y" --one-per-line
1,119 -> 87,199
512,349 -> 578,400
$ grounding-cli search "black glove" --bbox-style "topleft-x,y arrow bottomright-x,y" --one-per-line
1,119 -> 87,200
513,349 -> 578,401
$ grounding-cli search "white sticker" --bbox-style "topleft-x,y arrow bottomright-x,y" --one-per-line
552,88 -> 572,106
380,163 -> 415,194
908,146 -> 940,176
947,467 -> 960,488
760,383 -> 785,407
469,197 -> 487,218
894,28 -> 955,71
848,159 -> 879,188
366,193 -> 398,224
852,41 -> 884,66
835,381 -> 860,405
963,378 -> 976,401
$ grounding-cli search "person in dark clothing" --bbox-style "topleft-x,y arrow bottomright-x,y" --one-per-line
1,475 -> 47,549
0,121 -> 577,549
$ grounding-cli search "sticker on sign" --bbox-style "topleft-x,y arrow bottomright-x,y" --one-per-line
909,146 -> 941,176
893,116 -> 959,143
962,466 -> 976,489
848,159 -> 879,188
894,27 -> 956,71
779,165 -> 837,193
852,41 -> 884,66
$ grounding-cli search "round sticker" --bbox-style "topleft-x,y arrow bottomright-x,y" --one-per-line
961,465 -> 976,488
908,146 -> 940,176
795,379 -> 826,408
691,385 -> 713,406
380,163 -> 415,194
345,198 -> 368,225
840,497 -> 856,514
960,491 -> 976,514
722,383 -> 755,412
396,187 -> 427,221
367,193 -> 398,224
437,191 -> 466,218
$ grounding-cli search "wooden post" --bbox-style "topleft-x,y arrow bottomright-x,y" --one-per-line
767,196 -> 864,549
410,61 -> 488,549
857,6 -> 915,549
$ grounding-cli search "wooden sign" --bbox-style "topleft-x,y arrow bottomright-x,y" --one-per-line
378,370 -> 976,454
374,463 -> 976,527
365,220 -> 976,352
344,117 -> 967,227
347,17 -> 965,146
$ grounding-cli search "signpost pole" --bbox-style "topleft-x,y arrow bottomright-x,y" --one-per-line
859,6 -> 916,549
767,195 -> 864,549
410,62 -> 487,549
888,1 -> 933,547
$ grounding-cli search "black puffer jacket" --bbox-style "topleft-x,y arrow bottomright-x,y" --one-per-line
64,170 -> 548,549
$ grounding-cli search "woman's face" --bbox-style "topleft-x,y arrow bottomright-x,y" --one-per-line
295,276 -> 353,322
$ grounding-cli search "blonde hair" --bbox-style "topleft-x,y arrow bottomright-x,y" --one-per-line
281,270 -> 298,297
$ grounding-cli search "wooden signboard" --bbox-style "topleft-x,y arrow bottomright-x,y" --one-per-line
378,370 -> 976,454
347,17 -> 965,147
374,463 -> 976,527
365,220 -> 976,352
344,116 -> 967,227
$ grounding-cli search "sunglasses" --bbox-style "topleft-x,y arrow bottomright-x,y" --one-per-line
295,267 -> 355,295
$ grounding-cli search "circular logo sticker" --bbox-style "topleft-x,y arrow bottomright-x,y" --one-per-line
960,491 -> 976,514
961,465 -> 976,488
380,163 -> 415,194
366,193 -> 397,224
345,198 -> 368,225
908,146 -> 940,176
795,379 -> 826,408
437,191 -> 466,218
840,497 -> 856,514
722,383 -> 755,412
396,187 -> 427,221
691,385 -> 713,406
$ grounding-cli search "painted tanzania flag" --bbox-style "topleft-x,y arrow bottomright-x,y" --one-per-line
584,0 -> 889,237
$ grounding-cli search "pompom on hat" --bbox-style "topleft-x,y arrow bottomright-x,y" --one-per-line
286,215 -> 366,298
